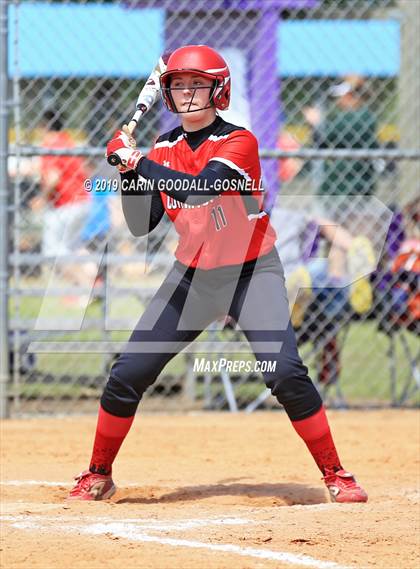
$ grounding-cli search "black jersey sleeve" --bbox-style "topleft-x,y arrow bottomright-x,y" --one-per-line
120,170 -> 165,236
136,156 -> 251,206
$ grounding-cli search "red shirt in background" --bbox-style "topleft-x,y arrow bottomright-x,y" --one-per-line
392,238 -> 420,321
40,131 -> 90,208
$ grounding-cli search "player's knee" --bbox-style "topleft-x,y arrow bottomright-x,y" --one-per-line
101,355 -> 161,416
264,360 -> 322,419
101,373 -> 140,417
264,360 -> 309,403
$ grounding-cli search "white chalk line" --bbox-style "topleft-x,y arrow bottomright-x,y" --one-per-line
2,514 -> 251,531
1,479 -> 138,487
2,512 -> 354,569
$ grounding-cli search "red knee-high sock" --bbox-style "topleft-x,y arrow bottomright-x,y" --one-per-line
89,406 -> 135,475
291,406 -> 342,475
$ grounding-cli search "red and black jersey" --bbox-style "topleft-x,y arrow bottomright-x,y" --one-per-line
136,116 -> 277,269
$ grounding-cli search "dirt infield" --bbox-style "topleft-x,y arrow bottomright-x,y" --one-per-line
1,410 -> 419,569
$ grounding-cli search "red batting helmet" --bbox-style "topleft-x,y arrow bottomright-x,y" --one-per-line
160,45 -> 231,113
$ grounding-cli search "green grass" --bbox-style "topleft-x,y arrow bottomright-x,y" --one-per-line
9,295 -> 419,407
301,320 -> 419,404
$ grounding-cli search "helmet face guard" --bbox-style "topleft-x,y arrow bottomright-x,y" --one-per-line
160,69 -> 225,114
159,46 -> 231,114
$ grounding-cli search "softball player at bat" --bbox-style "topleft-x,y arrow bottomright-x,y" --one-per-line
69,45 -> 367,503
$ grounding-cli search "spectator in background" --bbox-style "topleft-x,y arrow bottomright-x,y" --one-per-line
271,206 -> 375,386
304,75 -> 378,224
271,207 -> 375,327
33,110 -> 95,301
80,161 -> 116,251
34,110 -> 91,257
384,197 -> 420,334
303,75 -> 378,306
277,130 -> 304,183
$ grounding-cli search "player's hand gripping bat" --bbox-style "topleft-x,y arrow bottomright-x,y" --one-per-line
107,53 -> 170,166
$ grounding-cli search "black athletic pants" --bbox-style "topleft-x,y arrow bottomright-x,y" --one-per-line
101,248 -> 322,421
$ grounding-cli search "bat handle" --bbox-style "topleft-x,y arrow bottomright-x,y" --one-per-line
107,153 -> 122,166
126,119 -> 138,135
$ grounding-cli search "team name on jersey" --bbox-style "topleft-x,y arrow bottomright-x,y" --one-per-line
166,196 -> 215,210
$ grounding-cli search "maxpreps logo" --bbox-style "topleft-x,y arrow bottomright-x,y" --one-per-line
193,358 -> 277,373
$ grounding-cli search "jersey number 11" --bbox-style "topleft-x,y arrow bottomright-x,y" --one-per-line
210,205 -> 227,231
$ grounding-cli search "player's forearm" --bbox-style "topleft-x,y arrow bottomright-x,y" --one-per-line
122,193 -> 165,236
120,171 -> 165,236
136,157 -> 242,205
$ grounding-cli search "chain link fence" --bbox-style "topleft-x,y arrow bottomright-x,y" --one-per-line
1,0 -> 419,416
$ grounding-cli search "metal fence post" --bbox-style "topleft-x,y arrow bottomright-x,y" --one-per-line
0,0 -> 10,419
399,0 -> 420,204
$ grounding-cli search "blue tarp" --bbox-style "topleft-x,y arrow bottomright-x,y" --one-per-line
278,20 -> 400,76
8,3 -> 400,77
8,3 -> 164,77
